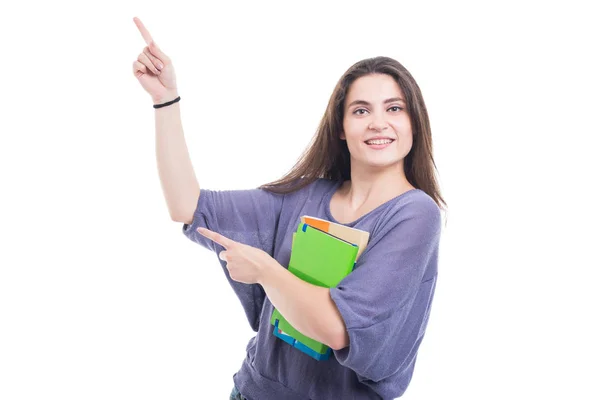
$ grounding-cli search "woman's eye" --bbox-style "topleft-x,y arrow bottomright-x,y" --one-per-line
353,108 -> 368,115
388,106 -> 403,112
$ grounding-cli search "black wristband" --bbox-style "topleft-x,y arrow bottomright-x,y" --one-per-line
153,96 -> 181,109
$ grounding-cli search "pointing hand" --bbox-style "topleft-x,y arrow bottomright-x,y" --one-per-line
132,17 -> 179,103
197,227 -> 278,285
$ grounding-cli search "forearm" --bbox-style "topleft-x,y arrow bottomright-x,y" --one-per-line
259,261 -> 349,350
154,94 -> 200,221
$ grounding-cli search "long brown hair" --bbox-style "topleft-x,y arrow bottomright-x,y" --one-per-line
259,56 -> 447,213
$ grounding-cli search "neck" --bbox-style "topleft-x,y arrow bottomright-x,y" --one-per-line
342,162 -> 414,211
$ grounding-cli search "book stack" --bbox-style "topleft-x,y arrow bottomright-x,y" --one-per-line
270,216 -> 370,361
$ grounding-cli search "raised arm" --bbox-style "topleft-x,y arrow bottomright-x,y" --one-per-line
154,97 -> 199,223
132,16 -> 199,223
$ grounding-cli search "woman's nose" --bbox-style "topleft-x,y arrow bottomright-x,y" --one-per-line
368,116 -> 389,131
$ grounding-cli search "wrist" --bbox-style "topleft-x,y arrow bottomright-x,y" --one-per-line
258,257 -> 281,287
152,91 -> 179,104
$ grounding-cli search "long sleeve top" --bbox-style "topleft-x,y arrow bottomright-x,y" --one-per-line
182,178 -> 441,399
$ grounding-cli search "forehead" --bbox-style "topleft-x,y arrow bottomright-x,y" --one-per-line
346,73 -> 403,102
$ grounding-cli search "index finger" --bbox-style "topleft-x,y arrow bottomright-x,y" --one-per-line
133,17 -> 154,45
197,227 -> 236,249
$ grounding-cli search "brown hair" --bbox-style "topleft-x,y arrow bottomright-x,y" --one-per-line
258,56 -> 447,213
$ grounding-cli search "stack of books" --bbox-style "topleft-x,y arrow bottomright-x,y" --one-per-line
270,216 -> 370,360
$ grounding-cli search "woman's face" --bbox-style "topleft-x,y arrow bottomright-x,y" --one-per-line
341,73 -> 413,172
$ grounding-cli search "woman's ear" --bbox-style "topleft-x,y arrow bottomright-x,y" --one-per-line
339,132 -> 346,140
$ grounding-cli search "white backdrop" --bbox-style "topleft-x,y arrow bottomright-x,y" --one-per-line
1,0 -> 598,399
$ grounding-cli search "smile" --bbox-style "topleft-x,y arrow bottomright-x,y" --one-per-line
364,139 -> 395,149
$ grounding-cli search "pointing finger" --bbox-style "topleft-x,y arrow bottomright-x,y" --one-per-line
197,227 -> 236,249
133,16 -> 154,45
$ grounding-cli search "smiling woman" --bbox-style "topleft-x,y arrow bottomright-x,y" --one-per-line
341,74 -> 414,174
257,56 -> 445,211
133,15 -> 446,399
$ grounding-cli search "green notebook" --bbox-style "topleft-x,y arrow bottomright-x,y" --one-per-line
270,222 -> 359,357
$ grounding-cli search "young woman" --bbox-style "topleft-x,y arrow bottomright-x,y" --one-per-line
133,16 -> 446,400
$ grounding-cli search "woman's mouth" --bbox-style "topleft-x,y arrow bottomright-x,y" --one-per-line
364,139 -> 394,149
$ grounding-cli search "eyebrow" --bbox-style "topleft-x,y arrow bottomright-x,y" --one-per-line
347,97 -> 406,109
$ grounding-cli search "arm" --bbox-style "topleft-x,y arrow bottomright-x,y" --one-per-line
258,261 -> 350,351
328,196 -> 441,389
154,96 -> 201,223
132,18 -> 199,222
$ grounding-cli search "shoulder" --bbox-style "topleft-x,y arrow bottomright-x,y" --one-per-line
403,189 -> 441,222
378,189 -> 441,237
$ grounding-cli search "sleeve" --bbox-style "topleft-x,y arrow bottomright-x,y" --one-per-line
329,197 -> 441,386
182,187 -> 285,332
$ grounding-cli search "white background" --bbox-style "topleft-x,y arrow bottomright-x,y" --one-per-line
1,0 -> 598,399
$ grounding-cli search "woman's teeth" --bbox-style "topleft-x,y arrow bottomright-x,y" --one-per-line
366,139 -> 393,145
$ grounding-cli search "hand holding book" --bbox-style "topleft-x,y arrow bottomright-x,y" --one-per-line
271,216 -> 370,360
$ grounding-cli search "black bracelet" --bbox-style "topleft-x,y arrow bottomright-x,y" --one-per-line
153,96 -> 181,109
